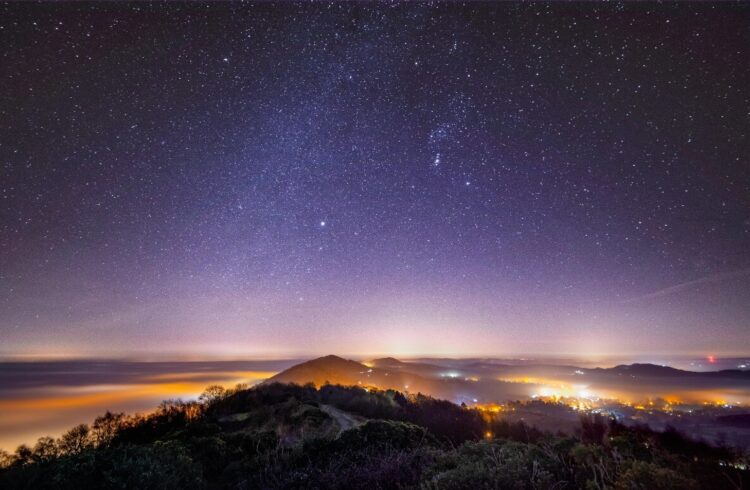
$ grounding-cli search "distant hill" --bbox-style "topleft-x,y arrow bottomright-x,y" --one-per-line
367,357 -> 404,368
594,363 -> 750,380
265,355 -> 477,401
266,354 -> 436,393
603,363 -> 687,377
367,357 -> 448,377
266,355 -> 374,387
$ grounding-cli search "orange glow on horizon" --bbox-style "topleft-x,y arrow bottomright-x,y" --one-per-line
0,369 -> 278,452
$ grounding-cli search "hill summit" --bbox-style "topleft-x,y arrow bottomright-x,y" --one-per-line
266,355 -> 373,387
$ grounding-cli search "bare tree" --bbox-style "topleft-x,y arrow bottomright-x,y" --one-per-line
58,424 -> 91,455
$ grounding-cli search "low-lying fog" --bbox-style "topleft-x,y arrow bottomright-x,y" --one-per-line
2,356 -> 748,452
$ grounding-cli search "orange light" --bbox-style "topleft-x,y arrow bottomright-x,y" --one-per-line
475,403 -> 504,413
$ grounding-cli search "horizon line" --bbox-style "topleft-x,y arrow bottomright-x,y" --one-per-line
1,351 -> 748,364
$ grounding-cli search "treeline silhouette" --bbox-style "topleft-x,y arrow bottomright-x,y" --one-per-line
0,382 -> 747,489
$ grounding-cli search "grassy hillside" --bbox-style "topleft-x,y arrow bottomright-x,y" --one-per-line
1,382 -> 747,489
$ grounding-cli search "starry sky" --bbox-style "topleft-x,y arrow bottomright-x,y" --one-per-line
1,2 -> 749,359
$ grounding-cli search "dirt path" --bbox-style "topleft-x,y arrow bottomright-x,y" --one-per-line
320,404 -> 363,433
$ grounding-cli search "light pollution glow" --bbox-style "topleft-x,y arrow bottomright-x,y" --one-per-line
495,376 -> 750,407
0,370 -> 276,452
4,320 -> 741,362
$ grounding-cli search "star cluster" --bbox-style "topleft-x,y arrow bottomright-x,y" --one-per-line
1,3 -> 749,357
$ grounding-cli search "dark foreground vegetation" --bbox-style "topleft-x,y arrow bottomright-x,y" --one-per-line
1,382 -> 748,489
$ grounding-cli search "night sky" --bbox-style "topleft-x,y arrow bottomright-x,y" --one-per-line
1,3 -> 749,359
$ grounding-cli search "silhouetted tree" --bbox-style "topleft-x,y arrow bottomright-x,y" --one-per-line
12,445 -> 32,466
199,385 -> 227,405
31,436 -> 57,462
58,424 -> 91,455
91,411 -> 126,447
0,449 -> 12,469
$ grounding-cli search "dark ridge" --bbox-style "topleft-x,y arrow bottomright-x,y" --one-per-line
608,363 -> 686,376
369,357 -> 404,365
